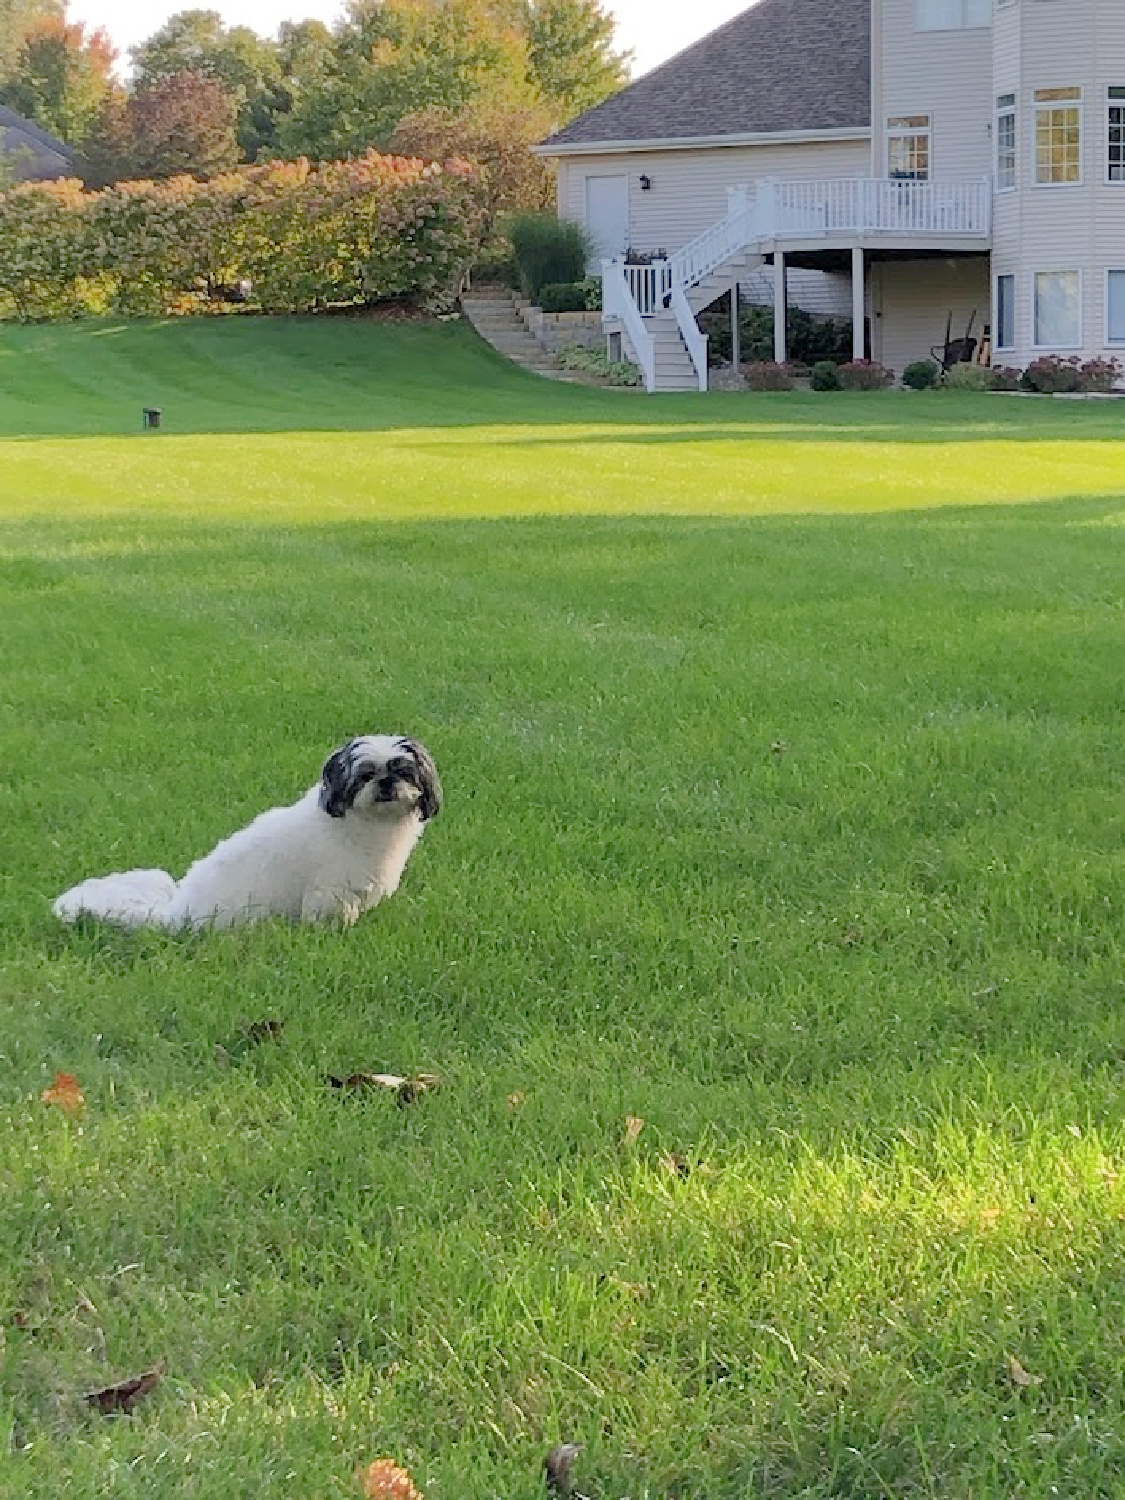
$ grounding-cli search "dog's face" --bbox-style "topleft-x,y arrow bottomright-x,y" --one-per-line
318,736 -> 442,823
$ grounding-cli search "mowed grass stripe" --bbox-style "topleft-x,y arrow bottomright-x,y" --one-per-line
1,319 -> 1124,1498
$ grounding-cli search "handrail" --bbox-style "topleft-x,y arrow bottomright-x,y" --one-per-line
670,282 -> 708,392
609,176 -> 993,392
602,257 -> 657,392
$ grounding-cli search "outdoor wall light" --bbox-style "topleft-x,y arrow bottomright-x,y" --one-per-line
639,174 -> 653,191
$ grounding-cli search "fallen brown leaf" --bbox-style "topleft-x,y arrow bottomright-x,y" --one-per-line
40,1072 -> 84,1117
1007,1354 -> 1043,1389
328,1072 -> 439,1106
659,1150 -> 691,1179
241,1018 -> 286,1044
85,1360 -> 165,1414
506,1092 -> 527,1112
544,1442 -> 582,1495
361,1457 -> 424,1498
623,1115 -> 645,1146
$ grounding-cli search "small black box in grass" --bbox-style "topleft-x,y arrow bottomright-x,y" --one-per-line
142,407 -> 162,430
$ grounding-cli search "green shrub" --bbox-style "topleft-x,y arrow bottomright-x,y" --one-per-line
837,359 -> 894,390
743,360 -> 794,391
903,358 -> 940,390
557,342 -> 642,386
810,360 -> 840,392
941,362 -> 995,391
990,365 -> 1022,391
0,153 -> 487,322
507,212 -> 589,299
538,281 -> 589,313
703,302 -> 856,365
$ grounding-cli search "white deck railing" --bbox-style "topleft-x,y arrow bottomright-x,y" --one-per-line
605,176 -> 992,392
768,176 -> 992,240
602,257 -> 657,392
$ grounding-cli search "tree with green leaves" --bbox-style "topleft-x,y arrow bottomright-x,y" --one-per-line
0,15 -> 117,145
523,0 -> 627,116
0,0 -> 60,80
278,0 -> 537,162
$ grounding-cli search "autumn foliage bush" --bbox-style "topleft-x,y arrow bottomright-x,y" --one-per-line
0,152 -> 486,320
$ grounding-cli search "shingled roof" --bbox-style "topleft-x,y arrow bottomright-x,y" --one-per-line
0,105 -> 80,182
541,0 -> 871,151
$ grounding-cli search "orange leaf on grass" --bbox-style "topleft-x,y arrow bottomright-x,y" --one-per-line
623,1115 -> 645,1146
40,1072 -> 84,1117
361,1457 -> 424,1498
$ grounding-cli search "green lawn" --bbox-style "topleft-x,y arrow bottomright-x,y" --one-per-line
2,316 -> 1125,1499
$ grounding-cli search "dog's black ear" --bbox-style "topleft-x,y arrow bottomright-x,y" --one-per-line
319,742 -> 356,819
402,739 -> 442,822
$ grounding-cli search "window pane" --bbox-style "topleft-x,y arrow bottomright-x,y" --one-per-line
916,0 -> 961,29
1035,105 -> 1081,183
1110,102 -> 1125,181
997,110 -> 1016,188
1108,271 -> 1125,342
1034,271 -> 1079,346
996,275 -> 1015,348
964,0 -> 992,25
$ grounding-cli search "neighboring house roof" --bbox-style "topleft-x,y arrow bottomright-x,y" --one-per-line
540,0 -> 871,152
0,105 -> 80,181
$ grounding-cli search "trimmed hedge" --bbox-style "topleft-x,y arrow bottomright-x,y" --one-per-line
0,153 -> 486,320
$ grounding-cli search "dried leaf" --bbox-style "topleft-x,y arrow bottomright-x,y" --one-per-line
544,1442 -> 582,1495
622,1115 -> 644,1146
40,1072 -> 84,1117
362,1457 -> 424,1498
85,1360 -> 165,1414
506,1092 -> 527,1112
659,1150 -> 691,1179
1007,1354 -> 1043,1389
328,1072 -> 439,1106
241,1018 -> 286,1044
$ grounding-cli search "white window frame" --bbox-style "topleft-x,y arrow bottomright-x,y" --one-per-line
886,114 -> 932,181
1033,269 -> 1082,350
995,273 -> 1016,351
996,94 -> 1017,191
1107,87 -> 1125,184
1034,88 -> 1083,188
1105,270 -> 1125,344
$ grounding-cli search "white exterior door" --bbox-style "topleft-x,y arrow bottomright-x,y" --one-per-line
584,174 -> 629,264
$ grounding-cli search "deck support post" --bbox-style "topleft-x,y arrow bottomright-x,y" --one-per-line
851,245 -> 866,361
773,252 -> 787,364
731,284 -> 740,371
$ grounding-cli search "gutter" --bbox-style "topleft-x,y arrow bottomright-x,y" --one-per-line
533,126 -> 872,159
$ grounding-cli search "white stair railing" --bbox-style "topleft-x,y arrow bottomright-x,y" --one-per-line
610,176 -> 993,391
602,257 -> 657,392
670,282 -> 707,392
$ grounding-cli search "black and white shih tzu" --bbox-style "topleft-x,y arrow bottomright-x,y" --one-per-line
53,736 -> 442,930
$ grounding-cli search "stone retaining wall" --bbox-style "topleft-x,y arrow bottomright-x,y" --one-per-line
515,302 -> 605,355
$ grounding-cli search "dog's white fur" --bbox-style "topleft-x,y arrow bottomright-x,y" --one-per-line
53,735 -> 441,931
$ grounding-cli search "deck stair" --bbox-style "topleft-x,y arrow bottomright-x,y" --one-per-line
603,176 -> 992,393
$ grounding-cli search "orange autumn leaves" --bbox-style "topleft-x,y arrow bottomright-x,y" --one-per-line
362,1458 -> 424,1499
40,1071 -> 85,1117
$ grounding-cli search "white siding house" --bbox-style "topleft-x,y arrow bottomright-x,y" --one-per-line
536,0 -> 1125,391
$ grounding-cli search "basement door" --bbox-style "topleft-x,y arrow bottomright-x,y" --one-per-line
584,174 -> 629,266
